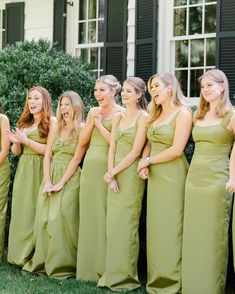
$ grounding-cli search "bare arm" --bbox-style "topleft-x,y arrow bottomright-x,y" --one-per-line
0,115 -> 10,165
226,114 -> 235,192
78,109 -> 95,146
137,109 -> 192,171
137,140 -> 151,179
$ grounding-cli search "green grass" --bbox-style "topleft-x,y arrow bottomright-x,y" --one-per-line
0,256 -> 146,294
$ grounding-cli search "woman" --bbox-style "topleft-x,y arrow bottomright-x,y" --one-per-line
0,103 -> 10,265
76,75 -> 124,282
7,86 -> 54,267
23,91 -> 85,278
98,77 -> 148,291
137,73 -> 192,294
182,69 -> 235,294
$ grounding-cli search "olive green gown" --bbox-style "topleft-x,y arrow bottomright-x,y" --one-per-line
182,112 -> 234,294
146,111 -> 189,294
23,135 -> 80,278
98,115 -> 145,291
77,120 -> 111,281
0,114 -> 10,264
8,129 -> 46,267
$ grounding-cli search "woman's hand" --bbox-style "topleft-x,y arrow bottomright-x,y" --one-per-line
103,171 -> 114,184
108,179 -> 120,193
226,179 -> 235,193
6,129 -> 21,144
51,182 -> 64,192
137,157 -> 150,173
43,180 -> 53,195
138,167 -> 149,180
14,128 -> 29,145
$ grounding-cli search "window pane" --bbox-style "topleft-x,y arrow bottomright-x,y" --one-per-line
190,0 -> 202,4
174,0 -> 187,6
78,22 -> 86,44
88,21 -> 96,43
80,48 -> 89,63
90,47 -> 98,67
205,5 -> 216,33
89,0 -> 96,19
189,6 -> 202,35
79,0 -> 87,20
191,39 -> 204,67
99,0 -> 105,18
98,20 -> 104,42
190,69 -> 203,97
206,38 -> 216,66
174,8 -> 186,36
175,70 -> 188,96
175,40 -> 188,68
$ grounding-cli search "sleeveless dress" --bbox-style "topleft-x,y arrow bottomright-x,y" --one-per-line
76,120 -> 112,281
98,114 -> 145,291
23,134 -> 81,278
8,129 -> 46,267
146,111 -> 189,294
182,112 -> 234,294
0,114 -> 10,264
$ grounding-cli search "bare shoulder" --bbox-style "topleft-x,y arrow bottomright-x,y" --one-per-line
139,110 -> 149,121
79,122 -> 85,129
177,107 -> 192,120
50,116 -> 57,126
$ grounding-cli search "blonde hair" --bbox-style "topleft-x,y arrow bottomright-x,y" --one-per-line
147,72 -> 185,124
56,91 -> 84,138
124,77 -> 147,110
196,69 -> 233,120
96,75 -> 121,96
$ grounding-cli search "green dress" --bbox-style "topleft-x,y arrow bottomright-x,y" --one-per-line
23,134 -> 80,278
182,112 -> 234,294
98,114 -> 145,291
0,114 -> 10,264
77,120 -> 112,281
146,111 -> 189,294
8,129 -> 46,267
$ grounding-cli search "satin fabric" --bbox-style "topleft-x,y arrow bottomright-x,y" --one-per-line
146,111 -> 189,294
0,114 -> 10,264
182,112 -> 234,294
8,129 -> 46,267
98,114 -> 145,291
23,135 -> 80,278
76,120 -> 111,281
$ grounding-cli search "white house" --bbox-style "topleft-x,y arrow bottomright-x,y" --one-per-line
0,0 -> 234,102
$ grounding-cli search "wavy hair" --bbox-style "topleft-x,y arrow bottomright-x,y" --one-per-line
96,75 -> 121,97
124,77 -> 147,110
147,72 -> 185,124
18,86 -> 52,138
56,91 -> 84,138
196,69 -> 233,120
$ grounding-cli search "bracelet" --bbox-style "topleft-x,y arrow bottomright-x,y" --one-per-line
146,157 -> 151,165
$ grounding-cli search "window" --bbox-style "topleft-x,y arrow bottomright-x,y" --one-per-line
173,0 -> 217,97
76,0 -> 105,77
0,8 -> 5,50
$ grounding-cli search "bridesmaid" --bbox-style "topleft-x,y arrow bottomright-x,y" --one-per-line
182,69 -> 235,294
76,75 -> 124,282
98,77 -> 148,291
137,72 -> 192,294
23,91 -> 86,278
0,104 -> 10,265
7,86 -> 54,267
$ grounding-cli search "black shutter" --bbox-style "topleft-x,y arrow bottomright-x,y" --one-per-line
5,2 -> 24,45
216,0 -> 235,102
53,0 -> 66,51
104,0 -> 127,82
135,0 -> 158,83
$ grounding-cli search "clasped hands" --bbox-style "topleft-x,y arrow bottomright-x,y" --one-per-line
103,170 -> 119,193
137,158 -> 150,180
43,180 -> 64,196
6,128 -> 29,145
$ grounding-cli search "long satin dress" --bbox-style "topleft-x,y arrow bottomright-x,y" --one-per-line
23,134 -> 80,278
76,120 -> 112,281
146,111 -> 189,294
0,114 -> 10,264
182,112 -> 234,294
98,114 -> 145,291
8,129 -> 46,267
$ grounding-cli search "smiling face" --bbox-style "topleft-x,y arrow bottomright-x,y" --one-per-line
94,81 -> 115,108
150,77 -> 171,105
121,81 -> 140,106
60,96 -> 73,123
200,77 -> 224,103
27,89 -> 44,115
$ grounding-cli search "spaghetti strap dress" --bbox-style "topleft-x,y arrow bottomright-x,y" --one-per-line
23,133 -> 81,278
76,120 -> 112,281
182,112 -> 234,294
146,110 -> 189,294
8,129 -> 46,267
0,114 -> 10,264
98,114 -> 145,291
